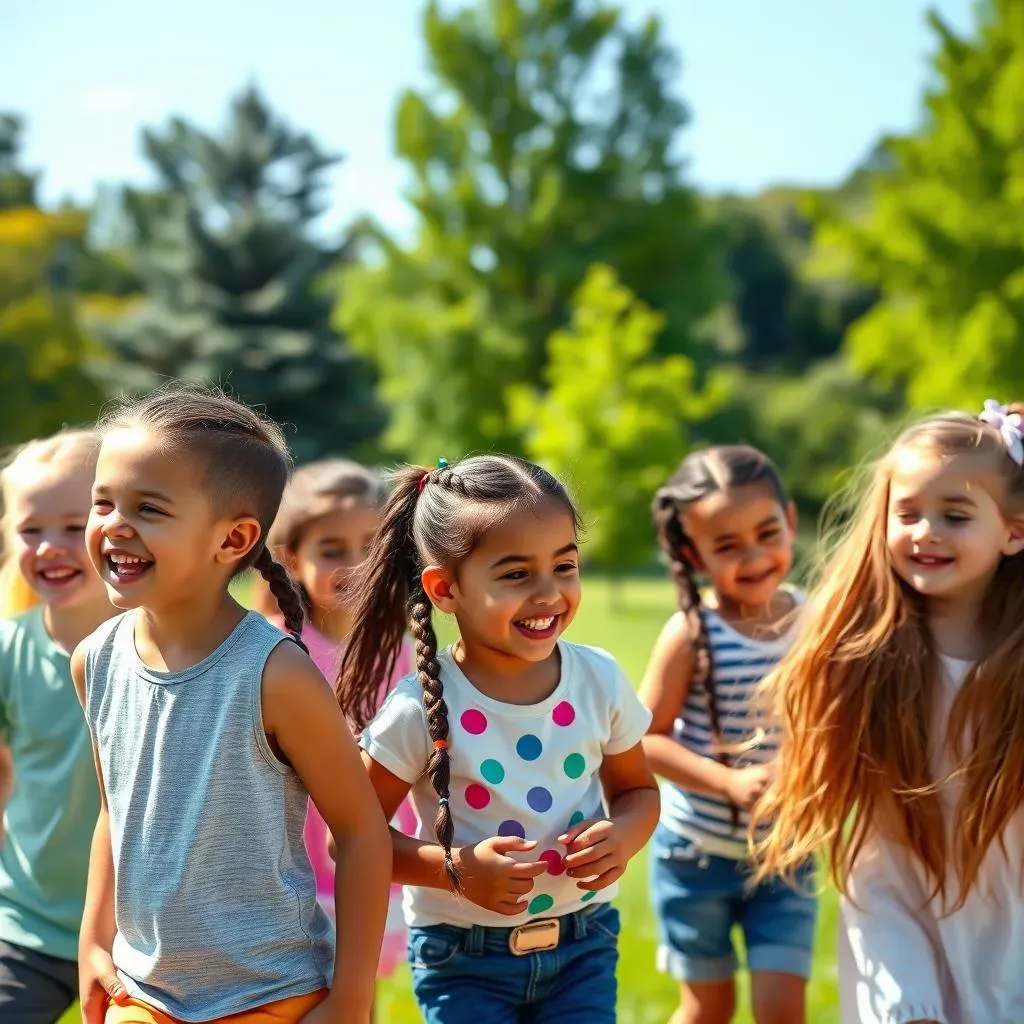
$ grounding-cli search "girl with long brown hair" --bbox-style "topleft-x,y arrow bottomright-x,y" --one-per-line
338,453 -> 659,1023
641,446 -> 816,1024
754,400 -> 1024,1024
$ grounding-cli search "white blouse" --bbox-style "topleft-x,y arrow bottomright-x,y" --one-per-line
839,656 -> 1024,1023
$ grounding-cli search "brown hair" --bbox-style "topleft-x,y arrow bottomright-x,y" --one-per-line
338,454 -> 579,888
753,406 -> 1024,909
0,430 -> 98,617
98,384 -> 307,646
652,445 -> 789,829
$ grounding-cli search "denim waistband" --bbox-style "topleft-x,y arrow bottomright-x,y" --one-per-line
414,901 -> 615,955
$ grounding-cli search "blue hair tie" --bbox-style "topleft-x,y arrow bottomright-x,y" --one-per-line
435,457 -> 449,469
439,797 -> 450,807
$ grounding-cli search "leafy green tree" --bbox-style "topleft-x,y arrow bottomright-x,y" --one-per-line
821,0 -> 1024,408
338,0 -> 722,459
97,87 -> 382,460
0,116 -> 105,444
511,265 -> 722,581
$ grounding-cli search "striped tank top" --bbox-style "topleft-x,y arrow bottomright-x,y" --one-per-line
660,593 -> 800,859
84,611 -> 334,1022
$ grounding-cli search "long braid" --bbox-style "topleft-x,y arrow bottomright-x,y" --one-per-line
655,497 -> 738,829
409,577 -> 459,890
254,545 -> 309,655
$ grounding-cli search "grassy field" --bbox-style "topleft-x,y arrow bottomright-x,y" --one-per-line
62,576 -> 839,1024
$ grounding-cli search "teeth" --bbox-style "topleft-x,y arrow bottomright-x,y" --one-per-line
109,553 -> 146,565
40,567 -> 77,579
518,617 -> 555,630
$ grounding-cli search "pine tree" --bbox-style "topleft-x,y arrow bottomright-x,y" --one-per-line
97,87 -> 382,460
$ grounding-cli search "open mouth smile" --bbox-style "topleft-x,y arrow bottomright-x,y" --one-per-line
514,614 -> 561,640
104,550 -> 154,583
37,565 -> 83,587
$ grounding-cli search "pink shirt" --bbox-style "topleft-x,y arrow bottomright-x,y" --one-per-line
295,623 -> 415,902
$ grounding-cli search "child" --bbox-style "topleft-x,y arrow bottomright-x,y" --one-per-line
640,446 -> 816,1024
0,431 -> 115,1024
73,385 -> 391,1024
754,401 -> 1024,1024
268,458 -> 414,979
337,454 -> 660,1023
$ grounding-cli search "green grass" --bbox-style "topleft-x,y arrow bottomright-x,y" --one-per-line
61,577 -> 839,1024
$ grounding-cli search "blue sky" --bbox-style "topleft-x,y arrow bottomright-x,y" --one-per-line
3,0 -> 974,234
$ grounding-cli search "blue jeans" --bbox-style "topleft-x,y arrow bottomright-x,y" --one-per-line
650,824 -> 817,983
408,902 -> 620,1023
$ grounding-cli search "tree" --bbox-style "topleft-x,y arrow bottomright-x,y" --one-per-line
0,115 -> 105,444
96,87 -> 382,460
511,265 -> 722,583
337,0 -> 722,460
821,0 -> 1024,408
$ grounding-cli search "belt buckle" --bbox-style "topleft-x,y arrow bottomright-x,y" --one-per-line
509,918 -> 560,956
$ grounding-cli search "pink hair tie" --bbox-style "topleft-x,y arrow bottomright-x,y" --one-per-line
417,470 -> 430,494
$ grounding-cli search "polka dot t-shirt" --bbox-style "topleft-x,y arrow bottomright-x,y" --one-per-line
361,641 -> 652,928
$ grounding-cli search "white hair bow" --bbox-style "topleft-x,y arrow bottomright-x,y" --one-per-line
979,399 -> 1024,466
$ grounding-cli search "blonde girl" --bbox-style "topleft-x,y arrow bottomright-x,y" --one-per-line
0,431 -> 115,1024
755,401 -> 1024,1024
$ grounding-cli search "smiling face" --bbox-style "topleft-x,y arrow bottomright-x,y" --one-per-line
427,498 -> 581,666
683,483 -> 796,609
287,502 -> 380,615
9,458 -> 106,610
87,427 -> 257,611
886,444 -> 1024,602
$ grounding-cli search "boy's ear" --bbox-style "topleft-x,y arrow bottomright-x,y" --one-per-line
421,565 -> 457,613
217,517 -> 262,567
1003,515 -> 1024,558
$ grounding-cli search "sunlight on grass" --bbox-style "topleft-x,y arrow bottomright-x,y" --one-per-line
60,576 -> 839,1024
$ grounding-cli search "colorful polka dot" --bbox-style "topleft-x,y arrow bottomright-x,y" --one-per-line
516,734 -> 543,761
581,890 -> 598,902
480,759 -> 505,785
539,850 -> 565,876
563,753 -> 586,779
527,786 -> 553,813
460,709 -> 488,735
465,783 -> 490,810
498,819 -> 526,839
552,701 -> 576,727
567,810 -> 585,829
528,894 -> 554,915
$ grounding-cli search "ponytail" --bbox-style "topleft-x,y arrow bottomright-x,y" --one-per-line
339,466 -> 461,890
253,545 -> 308,654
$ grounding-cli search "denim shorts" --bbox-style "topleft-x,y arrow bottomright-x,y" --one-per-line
650,824 -> 817,983
407,902 -> 620,1023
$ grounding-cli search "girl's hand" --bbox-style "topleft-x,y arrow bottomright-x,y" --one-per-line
456,835 -> 548,915
559,818 -> 629,891
724,765 -> 773,809
79,946 -> 129,1024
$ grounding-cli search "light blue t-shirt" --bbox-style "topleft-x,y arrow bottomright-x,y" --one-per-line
0,606 -> 100,961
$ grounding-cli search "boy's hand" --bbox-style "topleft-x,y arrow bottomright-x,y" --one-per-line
79,946 -> 128,1024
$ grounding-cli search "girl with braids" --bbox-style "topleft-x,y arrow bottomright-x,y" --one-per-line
754,402 -> 1024,1024
267,458 -> 414,983
639,446 -> 816,1024
71,385 -> 390,1024
338,454 -> 658,1024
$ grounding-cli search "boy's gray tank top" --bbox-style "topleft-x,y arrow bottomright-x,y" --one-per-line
84,610 -> 334,1021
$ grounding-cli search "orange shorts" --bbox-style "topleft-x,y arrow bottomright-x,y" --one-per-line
105,988 -> 327,1024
